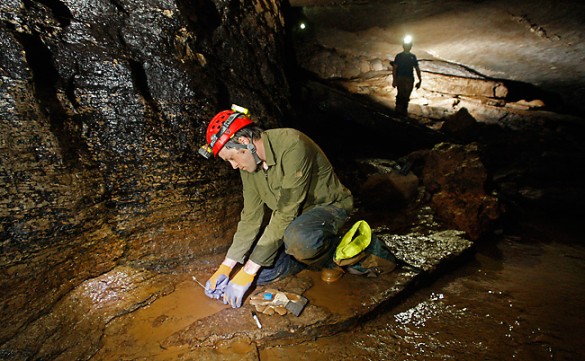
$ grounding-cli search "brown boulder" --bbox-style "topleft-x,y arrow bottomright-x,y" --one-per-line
422,142 -> 504,240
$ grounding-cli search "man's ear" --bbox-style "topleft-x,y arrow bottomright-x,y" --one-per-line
237,136 -> 250,145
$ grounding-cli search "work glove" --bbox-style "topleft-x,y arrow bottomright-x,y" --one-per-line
205,264 -> 232,300
223,268 -> 256,308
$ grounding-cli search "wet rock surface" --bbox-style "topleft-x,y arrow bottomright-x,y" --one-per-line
164,228 -> 471,347
86,224 -> 471,360
0,265 -> 175,360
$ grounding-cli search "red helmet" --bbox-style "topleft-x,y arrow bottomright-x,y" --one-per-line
202,109 -> 253,157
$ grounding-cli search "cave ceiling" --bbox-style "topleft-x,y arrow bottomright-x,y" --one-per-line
290,0 -> 585,114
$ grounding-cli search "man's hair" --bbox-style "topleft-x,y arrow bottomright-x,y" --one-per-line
231,125 -> 263,144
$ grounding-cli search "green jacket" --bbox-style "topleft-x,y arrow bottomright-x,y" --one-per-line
226,128 -> 353,266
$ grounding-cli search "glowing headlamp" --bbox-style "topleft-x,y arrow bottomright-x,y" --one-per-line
403,35 -> 413,44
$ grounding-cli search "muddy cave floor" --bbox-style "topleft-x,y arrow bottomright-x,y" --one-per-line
92,208 -> 585,361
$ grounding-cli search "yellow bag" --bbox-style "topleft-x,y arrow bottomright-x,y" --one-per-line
334,220 -> 372,266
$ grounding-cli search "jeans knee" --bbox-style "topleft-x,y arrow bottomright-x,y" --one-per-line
283,226 -> 326,261
283,205 -> 348,263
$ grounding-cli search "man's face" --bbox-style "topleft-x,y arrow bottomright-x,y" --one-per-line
218,146 -> 258,173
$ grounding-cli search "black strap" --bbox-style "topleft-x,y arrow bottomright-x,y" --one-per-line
209,112 -> 242,149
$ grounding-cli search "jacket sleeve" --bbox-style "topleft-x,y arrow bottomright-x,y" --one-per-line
226,174 -> 265,263
249,141 -> 313,266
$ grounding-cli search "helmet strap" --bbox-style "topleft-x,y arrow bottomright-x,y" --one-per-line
225,135 -> 262,166
247,143 -> 262,165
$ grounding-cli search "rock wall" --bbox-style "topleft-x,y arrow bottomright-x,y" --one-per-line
0,0 -> 290,346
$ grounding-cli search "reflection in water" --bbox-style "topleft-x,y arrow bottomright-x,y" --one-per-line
260,212 -> 585,360
93,212 -> 584,360
303,270 -> 367,316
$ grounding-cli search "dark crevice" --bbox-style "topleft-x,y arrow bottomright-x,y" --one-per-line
29,0 -> 73,27
2,18 -> 16,32
65,74 -> 79,108
13,29 -> 84,165
214,80 -> 232,111
501,79 -> 565,112
175,0 -> 220,53
109,0 -> 129,15
128,59 -> 161,115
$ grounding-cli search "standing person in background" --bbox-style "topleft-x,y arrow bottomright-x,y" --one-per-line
392,35 -> 422,115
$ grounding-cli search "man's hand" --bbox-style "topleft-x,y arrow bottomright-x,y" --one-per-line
223,269 -> 256,308
205,264 -> 232,299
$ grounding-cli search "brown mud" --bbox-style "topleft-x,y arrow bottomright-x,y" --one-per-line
92,275 -> 229,360
90,210 -> 585,360
260,210 -> 585,360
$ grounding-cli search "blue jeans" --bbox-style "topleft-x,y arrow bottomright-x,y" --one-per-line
256,205 -> 349,285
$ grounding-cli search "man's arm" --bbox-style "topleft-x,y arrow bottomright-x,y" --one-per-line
220,257 -> 237,268
391,60 -> 397,87
225,175 -> 264,263
243,259 -> 261,274
415,65 -> 422,89
205,177 -> 263,301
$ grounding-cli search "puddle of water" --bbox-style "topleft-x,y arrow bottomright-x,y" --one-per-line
92,211 -> 585,360
302,269 -> 367,316
260,213 -> 585,360
215,337 -> 257,355
94,276 -> 228,360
